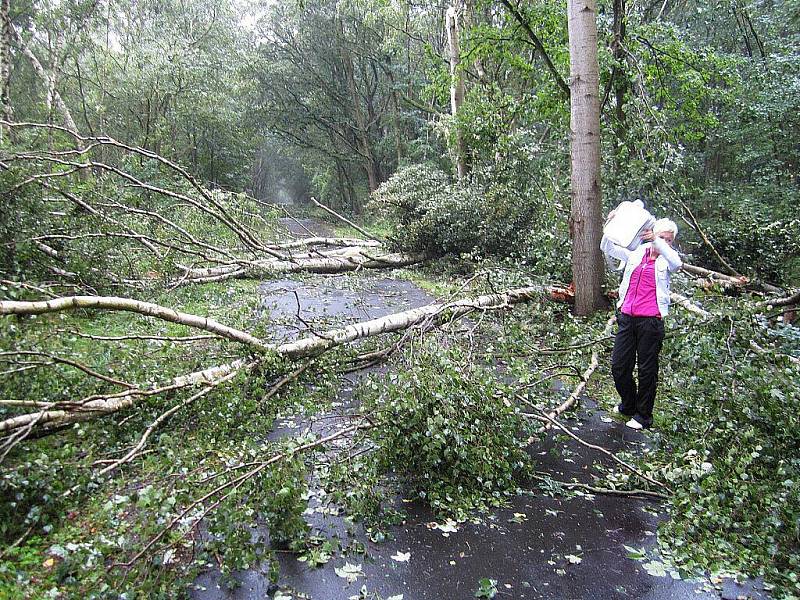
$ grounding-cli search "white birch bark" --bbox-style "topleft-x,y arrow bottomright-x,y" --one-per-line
0,286 -> 550,433
176,252 -> 424,284
0,0 -> 12,136
0,296 -> 269,350
446,1 -> 468,179
8,24 -> 81,139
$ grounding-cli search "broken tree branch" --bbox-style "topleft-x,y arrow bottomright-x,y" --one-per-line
0,296 -> 269,350
531,475 -> 668,500
682,263 -> 748,288
0,359 -> 253,435
275,285 -> 548,359
520,401 -> 673,493
118,420 -> 374,567
676,199 -> 741,276
670,292 -> 709,317
98,370 -> 241,476
311,197 -> 384,243
547,314 -> 615,419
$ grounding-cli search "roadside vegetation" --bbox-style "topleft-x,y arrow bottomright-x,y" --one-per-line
2,0 -> 799,597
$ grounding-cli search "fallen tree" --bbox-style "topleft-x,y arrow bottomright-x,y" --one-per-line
1,121 -> 419,292
0,285 -> 553,438
174,250 -> 424,285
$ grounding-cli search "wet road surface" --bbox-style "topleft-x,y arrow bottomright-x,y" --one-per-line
191,220 -> 769,600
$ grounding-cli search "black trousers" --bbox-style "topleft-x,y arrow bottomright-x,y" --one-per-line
611,312 -> 665,427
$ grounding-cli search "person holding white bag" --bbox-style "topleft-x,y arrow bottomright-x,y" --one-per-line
601,203 -> 682,430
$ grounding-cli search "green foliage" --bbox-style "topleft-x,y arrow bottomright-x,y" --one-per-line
0,278 -> 326,597
598,20 -> 800,287
696,192 -> 800,285
649,303 -> 800,596
475,577 -> 498,598
0,140 -> 283,291
324,455 -> 402,532
362,341 -> 531,517
371,164 -> 483,256
371,147 -> 570,281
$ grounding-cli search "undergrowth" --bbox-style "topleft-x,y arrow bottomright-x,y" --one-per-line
0,279 -> 341,597
363,341 -> 534,518
1,254 -> 799,598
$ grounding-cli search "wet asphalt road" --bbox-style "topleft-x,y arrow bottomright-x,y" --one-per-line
191,219 -> 769,600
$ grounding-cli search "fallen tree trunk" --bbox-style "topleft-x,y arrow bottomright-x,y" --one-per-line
0,285 -> 552,435
265,237 -> 382,251
0,296 -> 269,350
682,263 -> 748,288
0,360 -> 253,435
276,285 -> 548,358
176,251 -> 424,284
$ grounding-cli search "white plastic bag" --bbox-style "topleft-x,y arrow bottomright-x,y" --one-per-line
603,200 -> 655,251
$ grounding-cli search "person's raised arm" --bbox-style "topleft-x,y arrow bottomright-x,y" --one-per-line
652,235 -> 682,271
600,231 -> 632,264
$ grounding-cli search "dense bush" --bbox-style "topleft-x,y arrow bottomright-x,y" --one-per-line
362,342 -> 532,517
371,134 -> 571,280
655,304 -> 800,595
369,164 -> 483,256
693,189 -> 800,286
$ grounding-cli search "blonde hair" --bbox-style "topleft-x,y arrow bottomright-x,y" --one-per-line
653,218 -> 678,239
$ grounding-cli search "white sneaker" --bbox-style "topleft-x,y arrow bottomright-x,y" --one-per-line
625,418 -> 644,430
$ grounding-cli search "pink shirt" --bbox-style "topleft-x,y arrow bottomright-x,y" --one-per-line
621,248 -> 661,317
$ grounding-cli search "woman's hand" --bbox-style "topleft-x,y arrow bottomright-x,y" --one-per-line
640,229 -> 654,242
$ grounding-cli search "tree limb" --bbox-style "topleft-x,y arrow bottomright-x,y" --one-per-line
311,197 -> 384,242
0,296 -> 269,350
497,0 -> 571,98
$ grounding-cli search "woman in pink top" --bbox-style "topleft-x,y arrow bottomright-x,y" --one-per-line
600,218 -> 682,430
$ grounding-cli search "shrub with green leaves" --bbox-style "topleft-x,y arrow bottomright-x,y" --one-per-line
371,133 -> 570,278
653,304 -> 800,596
694,191 -> 800,286
363,342 -> 532,517
370,164 -> 483,256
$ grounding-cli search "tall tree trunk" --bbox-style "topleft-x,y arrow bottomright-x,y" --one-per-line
446,1 -> 468,179
9,23 -> 81,142
339,20 -> 379,195
567,0 -> 605,316
0,0 -> 12,140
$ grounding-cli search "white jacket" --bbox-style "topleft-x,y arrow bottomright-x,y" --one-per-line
600,234 -> 682,316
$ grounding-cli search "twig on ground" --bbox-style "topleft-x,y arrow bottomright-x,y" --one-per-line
531,475 -> 668,500
519,398 -> 673,494
117,421 -> 374,568
261,361 -> 312,404
0,525 -> 34,561
546,314 -> 615,419
98,371 -> 240,476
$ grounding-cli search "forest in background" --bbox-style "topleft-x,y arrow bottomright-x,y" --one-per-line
1,0 -> 799,597
3,0 -> 799,285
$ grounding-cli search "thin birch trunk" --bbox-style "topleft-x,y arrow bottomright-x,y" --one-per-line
0,0 -> 12,139
446,2 -> 468,179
